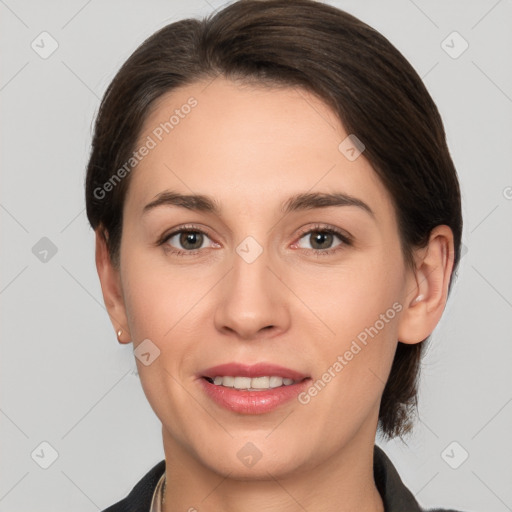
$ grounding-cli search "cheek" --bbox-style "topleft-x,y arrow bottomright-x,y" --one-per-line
296,280 -> 401,441
120,258 -> 201,426
299,250 -> 404,392
123,277 -> 192,345
302,250 -> 404,337
121,254 -> 178,344
119,239 -> 202,339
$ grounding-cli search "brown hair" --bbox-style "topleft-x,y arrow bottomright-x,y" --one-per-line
85,0 -> 463,440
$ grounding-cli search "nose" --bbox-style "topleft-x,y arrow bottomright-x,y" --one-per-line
214,243 -> 291,341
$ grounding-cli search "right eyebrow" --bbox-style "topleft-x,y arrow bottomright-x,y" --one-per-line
142,190 -> 221,216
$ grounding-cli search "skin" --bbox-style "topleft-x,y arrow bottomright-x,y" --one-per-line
96,77 -> 454,512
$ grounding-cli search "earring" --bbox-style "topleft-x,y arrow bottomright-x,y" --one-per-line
412,294 -> 425,304
117,328 -> 131,343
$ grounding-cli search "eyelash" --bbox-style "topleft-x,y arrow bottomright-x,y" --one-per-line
157,223 -> 352,257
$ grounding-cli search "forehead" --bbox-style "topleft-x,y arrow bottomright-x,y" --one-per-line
125,77 -> 394,224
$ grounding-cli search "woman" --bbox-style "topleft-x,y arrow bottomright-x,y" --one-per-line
86,1 -> 466,510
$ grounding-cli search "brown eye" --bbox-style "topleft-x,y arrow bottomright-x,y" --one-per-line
294,226 -> 351,255
308,231 -> 335,250
162,230 -> 212,253
178,231 -> 204,250
296,229 -> 344,252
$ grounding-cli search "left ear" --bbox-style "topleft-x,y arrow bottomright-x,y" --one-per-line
397,225 -> 455,345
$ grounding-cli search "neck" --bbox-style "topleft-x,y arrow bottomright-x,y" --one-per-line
161,427 -> 384,512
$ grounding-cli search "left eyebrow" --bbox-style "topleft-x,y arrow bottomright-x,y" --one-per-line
142,190 -> 375,218
282,192 -> 375,218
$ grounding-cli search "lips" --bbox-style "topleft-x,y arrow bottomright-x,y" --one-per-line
197,362 -> 311,414
200,362 -> 308,381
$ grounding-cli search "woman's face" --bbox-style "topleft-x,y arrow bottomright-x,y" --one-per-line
113,77 -> 419,477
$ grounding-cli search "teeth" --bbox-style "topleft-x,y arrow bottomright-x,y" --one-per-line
269,376 -> 282,388
234,376 -> 251,389
219,376 -> 234,387
209,376 -> 298,390
251,376 -> 269,388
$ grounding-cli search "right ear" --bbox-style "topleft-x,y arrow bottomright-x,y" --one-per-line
95,228 -> 131,344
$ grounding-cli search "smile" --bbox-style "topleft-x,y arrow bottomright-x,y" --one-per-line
198,362 -> 311,414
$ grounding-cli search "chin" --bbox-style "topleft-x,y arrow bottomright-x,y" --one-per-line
187,433 -> 316,481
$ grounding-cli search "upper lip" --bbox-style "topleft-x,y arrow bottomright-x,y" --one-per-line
200,362 -> 309,381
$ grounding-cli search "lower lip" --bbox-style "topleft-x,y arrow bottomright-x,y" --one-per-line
198,377 -> 311,414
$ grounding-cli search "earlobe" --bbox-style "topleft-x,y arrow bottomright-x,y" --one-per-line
95,229 -> 131,344
397,225 -> 455,345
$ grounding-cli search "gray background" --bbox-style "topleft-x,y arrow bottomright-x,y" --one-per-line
1,0 -> 511,510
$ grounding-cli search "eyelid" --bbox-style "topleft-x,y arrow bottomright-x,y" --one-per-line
158,223 -> 214,243
294,223 -> 352,244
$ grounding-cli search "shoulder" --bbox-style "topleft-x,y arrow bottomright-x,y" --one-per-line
101,459 -> 166,512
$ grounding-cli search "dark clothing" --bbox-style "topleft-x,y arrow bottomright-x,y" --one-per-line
102,445 -> 464,511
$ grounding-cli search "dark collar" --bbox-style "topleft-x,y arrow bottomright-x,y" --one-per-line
102,445 -> 439,512
373,444 -> 423,511
102,459 -> 165,512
